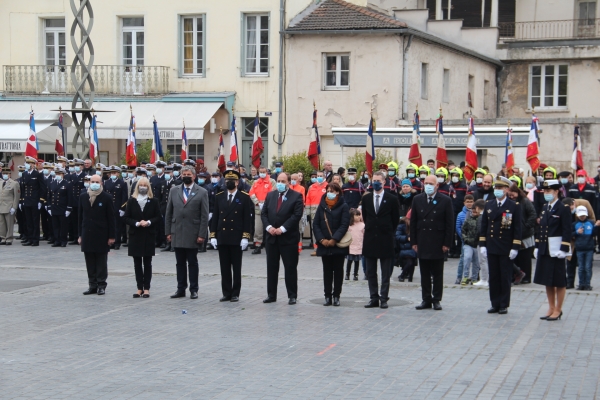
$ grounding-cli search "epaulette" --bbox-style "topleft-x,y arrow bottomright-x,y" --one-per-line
515,201 -> 519,205
240,191 -> 249,195
564,204 -> 570,207
216,191 -> 224,195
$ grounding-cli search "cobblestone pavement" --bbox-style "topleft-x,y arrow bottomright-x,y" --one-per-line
1,243 -> 599,399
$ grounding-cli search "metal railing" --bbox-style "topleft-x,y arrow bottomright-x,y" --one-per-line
499,18 -> 600,40
3,65 -> 170,96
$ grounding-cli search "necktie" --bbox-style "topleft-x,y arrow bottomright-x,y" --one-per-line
428,196 -> 432,204
228,194 -> 233,205
375,194 -> 380,213
277,193 -> 283,212
498,201 -> 501,208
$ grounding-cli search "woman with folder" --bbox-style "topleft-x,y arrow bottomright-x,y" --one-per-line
533,179 -> 572,321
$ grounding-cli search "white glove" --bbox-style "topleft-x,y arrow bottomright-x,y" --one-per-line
556,250 -> 567,259
9,208 -> 15,215
509,249 -> 518,260
479,247 -> 487,258
534,248 -> 538,259
65,211 -> 71,217
210,238 -> 217,249
45,205 -> 48,211
259,203 -> 264,210
241,238 -> 248,250
119,210 -> 125,217
38,202 -> 42,210
48,210 -> 52,216
209,213 -> 213,221
18,204 -> 22,211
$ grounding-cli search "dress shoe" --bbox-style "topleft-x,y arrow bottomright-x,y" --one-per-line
230,296 -> 239,302
198,247 -> 206,253
487,307 -> 499,313
48,240 -> 55,245
170,247 -> 175,252
22,241 -> 32,246
190,292 -> 198,299
220,296 -> 232,302
288,298 -> 297,305
122,243 -> 129,247
252,248 -> 262,255
353,276 -> 358,281
51,243 -> 61,247
83,288 -> 97,295
31,242 -> 39,246
97,288 -> 105,295
345,275 -> 349,280
69,241 -> 78,245
333,297 -> 340,307
133,293 -> 141,298
433,302 -> 442,311
61,244 -> 66,247
0,241 -> 5,245
546,311 -> 562,321
498,308 -> 508,314
415,302 -> 432,310
114,244 -> 120,250
364,300 -> 380,308
170,291 -> 186,298
540,314 -> 551,320
566,283 -> 575,289
159,243 -> 166,249
161,244 -> 171,252
380,301 -> 389,309
5,242 -> 11,246
323,297 -> 332,306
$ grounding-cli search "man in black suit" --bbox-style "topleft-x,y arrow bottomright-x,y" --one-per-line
261,172 -> 304,305
21,156 -> 46,246
361,171 -> 400,309
410,174 -> 454,311
210,170 -> 253,302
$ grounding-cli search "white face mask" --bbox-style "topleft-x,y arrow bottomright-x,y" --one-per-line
577,177 -> 586,184
437,177 -> 445,183
420,174 -> 427,179
476,177 -> 483,184
451,177 -> 459,183
211,178 -> 219,184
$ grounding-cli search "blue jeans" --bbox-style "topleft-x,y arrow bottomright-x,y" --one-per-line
462,245 -> 480,280
456,245 -> 465,279
577,250 -> 594,287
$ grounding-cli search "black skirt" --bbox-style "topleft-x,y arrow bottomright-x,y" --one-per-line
533,253 -> 567,288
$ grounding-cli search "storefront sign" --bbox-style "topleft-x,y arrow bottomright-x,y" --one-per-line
334,133 -> 530,148
0,140 -> 25,152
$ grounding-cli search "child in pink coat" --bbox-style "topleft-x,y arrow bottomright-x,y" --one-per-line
345,208 -> 364,280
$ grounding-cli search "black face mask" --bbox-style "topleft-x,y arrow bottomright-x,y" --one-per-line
226,180 -> 236,190
182,176 -> 193,185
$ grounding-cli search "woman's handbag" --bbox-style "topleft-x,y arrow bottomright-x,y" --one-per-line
323,211 -> 353,248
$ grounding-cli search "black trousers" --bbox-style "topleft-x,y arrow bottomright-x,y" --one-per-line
346,259 -> 360,277
133,256 -> 152,290
174,247 -> 199,292
84,252 -> 108,289
121,214 -> 128,243
113,213 -> 122,246
567,251 -> 578,286
155,213 -> 165,245
488,253 -> 512,309
265,241 -> 298,299
68,207 -> 79,241
23,205 -> 40,243
322,255 -> 345,298
400,257 -> 416,280
51,214 -> 68,245
218,244 -> 243,298
515,247 -> 534,281
365,257 -> 392,301
419,258 -> 444,303
40,206 -> 51,239
17,207 -> 27,238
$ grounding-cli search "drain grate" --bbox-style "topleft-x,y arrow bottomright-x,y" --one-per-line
307,296 -> 412,308
0,280 -> 54,292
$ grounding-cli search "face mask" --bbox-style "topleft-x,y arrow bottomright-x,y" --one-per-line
226,180 -> 236,190
173,170 -> 180,177
372,181 -> 383,191
96,171 -> 102,176
420,174 -> 427,179
75,166 -> 81,172
156,168 -> 163,175
544,193 -> 555,202
121,172 -> 127,178
259,173 -> 267,179
110,175 -> 118,181
494,189 -> 505,199
317,177 -> 324,184
211,178 -> 219,184
407,173 -> 415,178
182,176 -> 193,185
326,192 -> 337,200
2,174 -> 8,180
55,175 -> 62,182
165,174 -> 171,181
43,169 -> 49,175
128,173 -> 133,179
148,171 -> 154,176
577,177 -> 585,184
388,171 -> 395,177
275,167 -> 282,173
138,187 -> 149,195
291,180 -> 297,186
18,172 -> 22,178
476,177 -> 483,184
525,183 -> 534,190
437,177 -> 444,183
50,171 -> 56,177
348,175 -> 355,182
560,178 -> 568,184
83,182 -> 89,188
571,207 -> 576,214
311,177 -> 317,183
25,163 -> 31,171
90,183 -> 101,191
198,178 -> 205,185
451,177 -> 459,183
276,182 -> 287,193
424,184 -> 435,195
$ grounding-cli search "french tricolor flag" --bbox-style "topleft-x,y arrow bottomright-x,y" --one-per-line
229,114 -> 238,163
89,114 -> 99,161
25,110 -> 38,158
181,124 -> 188,161
150,118 -> 164,164
464,116 -> 478,181
55,112 -> 65,156
365,115 -> 375,175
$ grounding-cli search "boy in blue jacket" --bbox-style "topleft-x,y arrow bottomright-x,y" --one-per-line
573,205 -> 595,290
454,195 -> 474,284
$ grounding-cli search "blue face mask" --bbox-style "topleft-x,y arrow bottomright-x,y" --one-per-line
311,177 -> 317,183
259,173 -> 267,179
525,183 -> 534,190
2,174 -> 8,180
291,180 -> 297,186
275,167 -> 282,173
128,173 -> 134,178
18,172 -> 22,178
544,193 -> 555,202
121,172 -> 127,178
75,166 -> 81,172
560,178 -> 568,185
388,171 -> 395,177
372,181 -> 383,191
42,169 -> 49,175
156,168 -> 163,175
424,184 -> 435,195
317,177 -> 324,184
90,183 -> 101,191
25,163 -> 31,171
84,182 -> 90,188
276,183 -> 287,193
96,171 -> 102,176
494,189 -> 505,199
326,192 -> 337,200
402,193 -> 411,198
50,171 -> 56,177
198,178 -> 205,185
55,175 -> 62,182
407,173 -> 415,178
165,174 -> 171,181
110,175 -> 117,181
173,170 -> 180,177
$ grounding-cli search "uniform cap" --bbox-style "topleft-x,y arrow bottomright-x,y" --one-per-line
378,163 -> 388,171
542,179 -> 560,190
224,170 -> 240,180
494,176 -> 512,187
155,161 -> 167,168
145,163 -> 156,170
25,156 -> 37,163
347,167 -> 357,174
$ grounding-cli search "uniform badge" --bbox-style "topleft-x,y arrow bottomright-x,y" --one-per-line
99,203 -> 103,206
433,200 -> 437,204
501,212 -> 512,228
487,209 -> 492,213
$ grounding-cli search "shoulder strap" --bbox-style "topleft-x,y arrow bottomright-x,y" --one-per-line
323,211 -> 333,237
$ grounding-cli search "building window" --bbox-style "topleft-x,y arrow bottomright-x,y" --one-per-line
530,64 -> 568,108
44,19 -> 66,67
323,54 -> 350,90
122,17 -> 144,66
243,14 -> 269,76
579,1 -> 597,25
420,63 -> 428,100
181,15 -> 205,76
442,69 -> 450,103
165,139 -> 204,163
483,80 -> 490,110
468,75 -> 474,108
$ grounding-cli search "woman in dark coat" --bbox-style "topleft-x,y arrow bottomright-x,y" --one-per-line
508,184 -> 537,283
124,177 -> 162,298
313,182 -> 350,307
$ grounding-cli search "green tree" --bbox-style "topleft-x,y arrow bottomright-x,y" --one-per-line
120,139 -> 171,165
345,149 -> 400,175
272,152 -> 317,181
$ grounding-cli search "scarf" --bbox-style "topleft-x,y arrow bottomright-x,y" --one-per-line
325,195 -> 338,209
136,194 -> 148,211
87,186 -> 103,206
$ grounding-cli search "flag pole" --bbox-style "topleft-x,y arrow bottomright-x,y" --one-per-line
233,104 -> 239,164
314,100 -> 320,170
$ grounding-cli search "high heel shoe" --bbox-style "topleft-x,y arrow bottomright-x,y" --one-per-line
546,311 -> 563,321
539,315 -> 551,320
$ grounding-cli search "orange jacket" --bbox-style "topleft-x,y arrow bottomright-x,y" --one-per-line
290,183 -> 306,203
305,181 -> 327,206
249,177 -> 276,205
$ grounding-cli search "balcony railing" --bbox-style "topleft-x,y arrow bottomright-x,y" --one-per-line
499,18 -> 600,40
3,65 -> 169,96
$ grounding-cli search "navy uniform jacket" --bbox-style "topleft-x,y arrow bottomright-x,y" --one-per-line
479,197 -> 522,255
567,183 -> 597,216
536,200 -> 571,256
69,172 -> 85,208
150,175 -> 167,205
21,169 -> 47,207
49,179 -> 73,216
103,178 -> 128,213
160,178 -> 177,214
209,190 -> 253,245
450,181 -> 468,215
342,181 -> 365,209
202,182 -> 218,214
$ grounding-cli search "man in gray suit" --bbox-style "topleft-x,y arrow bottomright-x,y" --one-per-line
0,163 -> 20,245
165,166 -> 209,299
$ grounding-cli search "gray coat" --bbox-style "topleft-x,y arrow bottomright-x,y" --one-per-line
165,183 -> 209,249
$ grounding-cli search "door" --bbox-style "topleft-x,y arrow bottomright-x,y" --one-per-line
122,18 -> 145,94
43,19 -> 67,93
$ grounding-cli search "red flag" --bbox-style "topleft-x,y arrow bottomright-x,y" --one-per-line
251,111 -> 264,169
464,116 -> 478,181
571,125 -> 583,171
505,125 -> 515,174
25,111 -> 38,159
526,115 -> 540,171
307,108 -> 321,170
217,131 -> 226,172
435,115 -> 447,169
408,110 -> 422,167
126,111 -> 138,166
